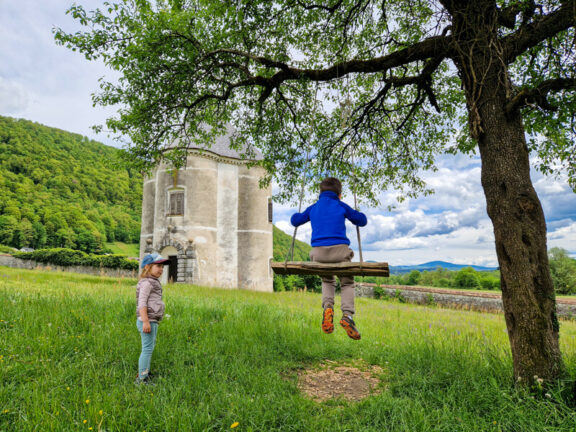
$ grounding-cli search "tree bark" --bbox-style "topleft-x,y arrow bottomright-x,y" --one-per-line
450,1 -> 563,384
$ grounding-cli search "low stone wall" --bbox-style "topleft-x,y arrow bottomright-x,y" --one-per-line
356,283 -> 576,319
0,254 -> 137,279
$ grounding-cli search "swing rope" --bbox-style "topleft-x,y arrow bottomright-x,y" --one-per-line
285,147 -> 310,266
285,83 -> 319,266
342,76 -> 364,268
351,151 -> 364,267
285,77 -> 365,269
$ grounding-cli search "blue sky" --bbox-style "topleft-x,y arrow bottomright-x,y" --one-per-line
2,0 -> 575,267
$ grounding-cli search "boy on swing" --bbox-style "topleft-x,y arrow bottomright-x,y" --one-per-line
291,177 -> 367,340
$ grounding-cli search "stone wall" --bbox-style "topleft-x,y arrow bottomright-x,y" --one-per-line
0,255 -> 137,279
356,283 -> 576,319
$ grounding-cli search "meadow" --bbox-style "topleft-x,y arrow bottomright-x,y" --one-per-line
104,243 -> 140,258
2,267 -> 576,431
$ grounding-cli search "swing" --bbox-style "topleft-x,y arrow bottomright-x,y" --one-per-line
270,180 -> 390,277
271,82 -> 389,278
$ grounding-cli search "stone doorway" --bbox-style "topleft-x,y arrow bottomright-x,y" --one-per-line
160,245 -> 179,284
167,255 -> 178,283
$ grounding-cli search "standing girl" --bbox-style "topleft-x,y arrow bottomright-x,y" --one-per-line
136,253 -> 169,384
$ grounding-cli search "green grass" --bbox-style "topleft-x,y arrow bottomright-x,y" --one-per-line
105,242 -> 140,257
2,267 -> 576,431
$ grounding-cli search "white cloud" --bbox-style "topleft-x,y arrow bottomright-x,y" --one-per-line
0,0 -> 118,146
548,221 -> 576,253
0,78 -> 29,113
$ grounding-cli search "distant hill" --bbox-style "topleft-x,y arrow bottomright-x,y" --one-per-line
0,116 -> 309,258
272,225 -> 312,262
0,116 -> 142,253
390,260 -> 499,274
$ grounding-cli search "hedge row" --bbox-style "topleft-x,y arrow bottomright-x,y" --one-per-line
13,248 -> 139,271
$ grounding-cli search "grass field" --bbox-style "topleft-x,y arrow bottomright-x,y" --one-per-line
104,242 -> 140,257
2,267 -> 576,431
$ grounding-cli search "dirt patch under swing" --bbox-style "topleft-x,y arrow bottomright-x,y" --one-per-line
296,359 -> 386,402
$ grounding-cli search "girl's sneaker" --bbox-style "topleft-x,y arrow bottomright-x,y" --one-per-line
322,308 -> 334,334
340,315 -> 361,340
135,373 -> 154,386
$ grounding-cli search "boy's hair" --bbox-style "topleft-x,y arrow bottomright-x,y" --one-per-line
320,177 -> 342,196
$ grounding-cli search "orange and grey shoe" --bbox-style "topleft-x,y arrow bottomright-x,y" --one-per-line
340,315 -> 361,340
322,307 -> 334,334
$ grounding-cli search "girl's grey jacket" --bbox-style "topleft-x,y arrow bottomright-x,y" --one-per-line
136,277 -> 165,322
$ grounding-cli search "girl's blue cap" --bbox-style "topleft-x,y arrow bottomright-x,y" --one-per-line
141,253 -> 170,269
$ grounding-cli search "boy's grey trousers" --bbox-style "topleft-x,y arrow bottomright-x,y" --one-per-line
310,244 -> 355,317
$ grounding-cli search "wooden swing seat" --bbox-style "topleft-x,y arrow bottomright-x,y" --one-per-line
271,261 -> 389,277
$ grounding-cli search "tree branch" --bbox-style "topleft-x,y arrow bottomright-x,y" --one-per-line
503,0 -> 576,63
292,0 -> 345,13
497,0 -> 537,29
505,78 -> 576,114
203,35 -> 450,103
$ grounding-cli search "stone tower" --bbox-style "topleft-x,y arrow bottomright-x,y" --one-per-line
139,126 -> 273,291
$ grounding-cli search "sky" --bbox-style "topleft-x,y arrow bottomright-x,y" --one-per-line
2,0 -> 575,267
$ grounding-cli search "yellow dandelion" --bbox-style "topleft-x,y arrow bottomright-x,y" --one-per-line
99,410 -> 103,415
89,428 -> 93,431
493,421 -> 497,425
83,420 -> 87,424
2,409 -> 9,414
66,387 -> 70,391
85,399 -> 90,404
231,422 -> 239,428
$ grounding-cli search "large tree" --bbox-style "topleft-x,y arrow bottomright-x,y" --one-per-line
56,0 -> 576,384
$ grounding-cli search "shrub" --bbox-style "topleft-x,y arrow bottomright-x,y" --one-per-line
273,275 -> 285,292
394,289 -> 407,303
549,247 -> 576,294
425,293 -> 436,306
453,267 -> 481,289
373,285 -> 385,299
0,244 -> 17,253
406,270 -> 421,285
13,248 -> 138,270
302,275 -> 322,292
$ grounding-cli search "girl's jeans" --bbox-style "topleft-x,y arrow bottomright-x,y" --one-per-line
137,320 -> 158,379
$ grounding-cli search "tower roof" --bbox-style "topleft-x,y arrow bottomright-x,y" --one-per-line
173,124 -> 263,161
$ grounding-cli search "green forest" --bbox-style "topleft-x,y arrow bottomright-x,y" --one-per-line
0,116 -> 141,254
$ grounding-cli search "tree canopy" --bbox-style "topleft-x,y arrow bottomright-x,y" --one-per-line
55,0 -> 575,204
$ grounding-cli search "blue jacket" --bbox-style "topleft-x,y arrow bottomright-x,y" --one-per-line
290,191 -> 367,247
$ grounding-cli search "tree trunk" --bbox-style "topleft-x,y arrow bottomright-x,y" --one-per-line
450,1 -> 563,384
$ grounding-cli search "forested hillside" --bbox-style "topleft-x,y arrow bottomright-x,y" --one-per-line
272,225 -> 311,261
0,116 -> 141,253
